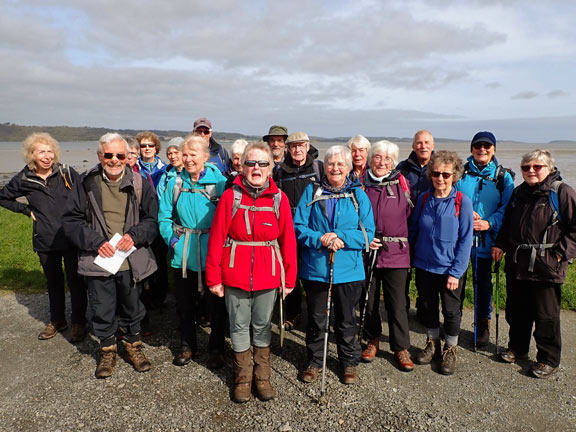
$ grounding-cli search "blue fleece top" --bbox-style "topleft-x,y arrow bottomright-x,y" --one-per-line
137,155 -> 166,188
294,178 -> 375,284
409,187 -> 474,278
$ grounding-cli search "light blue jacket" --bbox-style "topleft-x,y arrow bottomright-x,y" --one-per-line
455,157 -> 514,258
409,187 -> 474,278
158,164 -> 226,271
294,179 -> 375,284
138,156 -> 166,188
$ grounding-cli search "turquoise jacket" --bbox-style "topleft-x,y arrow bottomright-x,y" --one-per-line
158,164 -> 226,271
294,179 -> 375,284
156,165 -> 182,200
455,156 -> 514,258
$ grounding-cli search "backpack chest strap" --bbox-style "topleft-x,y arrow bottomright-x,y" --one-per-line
237,204 -> 276,235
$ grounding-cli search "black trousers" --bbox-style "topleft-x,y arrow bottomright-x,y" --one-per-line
37,249 -> 87,324
505,277 -> 562,367
174,270 -> 227,354
142,235 -> 169,308
303,279 -> 362,368
363,268 -> 410,352
86,271 -> 145,344
284,278 -> 303,320
415,268 -> 462,337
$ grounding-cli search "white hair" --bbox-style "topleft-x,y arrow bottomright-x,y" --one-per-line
324,145 -> 353,170
369,140 -> 399,168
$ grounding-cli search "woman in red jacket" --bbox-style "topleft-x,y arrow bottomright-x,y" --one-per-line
206,141 -> 297,403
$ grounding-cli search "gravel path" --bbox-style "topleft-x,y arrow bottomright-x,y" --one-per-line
1,292 -> 575,432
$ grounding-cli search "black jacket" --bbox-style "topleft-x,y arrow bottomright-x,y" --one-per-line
494,169 -> 576,283
274,153 -> 324,214
0,164 -> 78,252
62,165 -> 158,282
397,151 -> 434,202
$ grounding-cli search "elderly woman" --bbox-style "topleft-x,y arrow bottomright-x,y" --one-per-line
294,145 -> 375,385
347,135 -> 371,185
0,133 -> 87,342
136,131 -> 166,188
361,140 -> 414,371
225,139 -> 249,188
492,150 -> 576,378
206,141 -> 297,403
158,135 -> 227,369
157,137 -> 185,198
409,150 -> 473,375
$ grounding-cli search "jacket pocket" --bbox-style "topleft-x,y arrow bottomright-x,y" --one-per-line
435,216 -> 458,242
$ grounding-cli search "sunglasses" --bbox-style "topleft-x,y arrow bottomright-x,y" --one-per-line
431,171 -> 453,179
102,152 -> 126,161
195,129 -> 212,135
521,164 -> 546,172
244,160 -> 270,168
472,142 -> 493,150
140,143 -> 155,149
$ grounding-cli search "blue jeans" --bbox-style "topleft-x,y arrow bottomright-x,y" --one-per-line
460,257 -> 494,319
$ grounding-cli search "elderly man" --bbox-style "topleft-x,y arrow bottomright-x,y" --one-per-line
263,125 -> 289,165
193,117 -> 231,174
274,131 -> 323,330
63,133 -> 158,379
397,130 -> 435,201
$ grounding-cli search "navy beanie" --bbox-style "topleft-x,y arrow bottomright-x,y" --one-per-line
471,131 -> 496,150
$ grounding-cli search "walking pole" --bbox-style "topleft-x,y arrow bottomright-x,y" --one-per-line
493,260 -> 501,355
472,234 -> 479,352
358,248 -> 378,342
320,250 -> 336,397
279,285 -> 285,348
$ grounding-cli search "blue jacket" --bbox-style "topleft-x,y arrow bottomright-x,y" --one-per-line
397,151 -> 433,202
158,164 -> 226,271
409,187 -> 474,278
137,156 -> 166,188
455,156 -> 515,258
294,179 -> 375,284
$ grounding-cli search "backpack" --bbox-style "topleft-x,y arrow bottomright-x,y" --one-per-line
368,173 -> 413,208
57,163 -> 74,190
275,159 -> 323,185
463,162 -> 515,201
229,183 -> 282,236
172,175 -> 219,206
306,182 -> 370,252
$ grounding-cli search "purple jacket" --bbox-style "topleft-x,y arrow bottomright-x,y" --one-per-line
364,169 -> 412,269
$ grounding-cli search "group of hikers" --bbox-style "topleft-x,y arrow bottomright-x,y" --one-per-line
1,118 -> 575,404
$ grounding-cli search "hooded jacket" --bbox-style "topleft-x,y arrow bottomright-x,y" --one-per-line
137,155 -> 166,188
409,186 -> 474,279
0,163 -> 78,252
205,175 -> 297,291
494,170 -> 576,283
455,156 -> 515,258
274,153 -> 324,214
294,177 -> 375,284
158,164 -> 226,271
62,165 -> 158,282
364,169 -> 412,269
208,137 -> 232,175
156,164 -> 182,200
397,151 -> 434,201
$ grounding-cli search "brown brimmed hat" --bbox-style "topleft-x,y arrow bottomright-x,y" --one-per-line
262,125 -> 288,142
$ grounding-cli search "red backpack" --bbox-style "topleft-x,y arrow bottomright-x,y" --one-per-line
419,190 -> 463,218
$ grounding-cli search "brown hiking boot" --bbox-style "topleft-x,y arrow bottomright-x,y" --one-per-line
415,337 -> 441,365
69,324 -> 87,343
476,318 -> 490,347
499,349 -> 528,364
361,338 -> 379,363
300,366 -> 321,383
95,344 -> 117,379
441,345 -> 457,376
394,349 -> 414,372
38,321 -> 68,340
253,346 -> 275,401
341,366 -> 358,385
233,350 -> 253,403
124,340 -> 151,372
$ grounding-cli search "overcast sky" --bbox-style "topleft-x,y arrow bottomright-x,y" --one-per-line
1,0 -> 575,142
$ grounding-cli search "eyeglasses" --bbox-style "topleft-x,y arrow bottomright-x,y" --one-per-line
521,164 -> 546,172
127,151 -> 139,158
244,160 -> 270,168
102,153 -> 126,161
195,128 -> 212,135
472,142 -> 493,150
140,143 -> 155,149
431,171 -> 453,179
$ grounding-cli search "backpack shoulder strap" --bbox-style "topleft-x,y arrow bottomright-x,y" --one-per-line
231,184 -> 243,219
455,190 -> 463,218
172,174 -> 184,206
57,163 -> 74,190
350,188 -> 370,253
132,170 -> 143,205
550,180 -> 563,223
398,174 -> 413,208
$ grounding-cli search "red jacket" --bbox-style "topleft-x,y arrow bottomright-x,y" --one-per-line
206,175 -> 297,292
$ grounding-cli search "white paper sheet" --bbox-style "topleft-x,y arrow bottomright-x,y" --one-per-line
94,233 -> 136,275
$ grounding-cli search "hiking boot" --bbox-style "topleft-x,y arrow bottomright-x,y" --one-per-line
253,346 -> 275,401
341,366 -> 358,385
415,337 -> 441,365
233,350 -> 253,403
283,314 -> 300,331
300,366 -> 321,383
361,338 -> 379,363
441,345 -> 457,376
531,362 -> 558,379
38,321 -> 68,340
476,318 -> 490,347
95,344 -> 117,379
173,347 -> 194,366
207,353 -> 225,370
499,349 -> 528,364
394,349 -> 414,372
69,324 -> 86,343
124,340 -> 151,372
